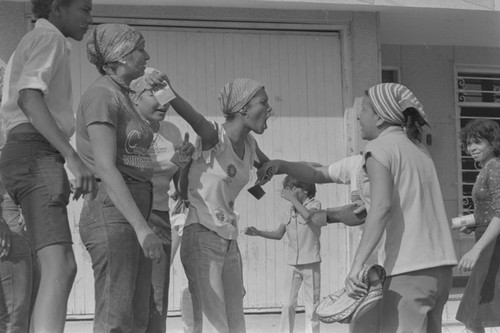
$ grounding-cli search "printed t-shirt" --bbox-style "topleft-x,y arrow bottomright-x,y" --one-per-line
186,122 -> 258,240
149,121 -> 181,211
76,75 -> 153,182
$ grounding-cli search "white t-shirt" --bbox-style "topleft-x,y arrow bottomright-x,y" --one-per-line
328,154 -> 370,206
1,19 -> 74,138
186,122 -> 258,240
149,121 -> 182,211
365,126 -> 457,276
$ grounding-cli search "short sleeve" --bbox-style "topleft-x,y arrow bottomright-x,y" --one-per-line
307,198 -> 321,211
16,32 -> 67,96
192,121 -> 222,163
327,155 -> 363,184
364,140 -> 391,171
80,86 -> 119,128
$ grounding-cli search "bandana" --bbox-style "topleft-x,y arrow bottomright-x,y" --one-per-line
367,83 -> 427,126
218,78 -> 264,117
87,24 -> 144,74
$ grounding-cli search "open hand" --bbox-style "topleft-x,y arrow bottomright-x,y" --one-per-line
458,248 -> 480,272
280,188 -> 295,202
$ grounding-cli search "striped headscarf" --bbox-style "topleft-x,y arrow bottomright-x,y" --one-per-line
367,83 -> 428,126
218,78 -> 264,117
87,24 -> 145,75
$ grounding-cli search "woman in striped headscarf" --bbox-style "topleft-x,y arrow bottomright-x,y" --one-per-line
343,83 -> 457,332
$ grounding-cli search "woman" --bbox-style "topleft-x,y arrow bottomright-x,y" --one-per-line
130,69 -> 194,333
261,83 -> 457,332
152,74 -> 272,333
76,24 -> 164,332
456,119 -> 500,333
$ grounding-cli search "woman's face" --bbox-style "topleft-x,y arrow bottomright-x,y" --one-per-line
244,88 -> 272,135
136,90 -> 170,122
467,137 -> 494,165
122,41 -> 150,80
357,96 -> 380,141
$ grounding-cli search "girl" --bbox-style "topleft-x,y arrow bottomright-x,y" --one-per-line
245,176 -> 324,333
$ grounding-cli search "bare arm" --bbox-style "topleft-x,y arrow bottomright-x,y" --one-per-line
18,89 -> 96,199
258,159 -> 331,184
245,224 -> 286,240
88,123 -> 163,261
345,155 -> 392,297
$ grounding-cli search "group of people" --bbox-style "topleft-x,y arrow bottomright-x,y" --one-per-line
1,1 -> 500,333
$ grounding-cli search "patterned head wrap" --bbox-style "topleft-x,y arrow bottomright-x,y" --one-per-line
218,78 -> 264,117
367,83 -> 428,126
87,24 -> 145,75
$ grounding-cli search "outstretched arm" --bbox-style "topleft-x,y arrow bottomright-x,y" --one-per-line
245,224 -> 286,240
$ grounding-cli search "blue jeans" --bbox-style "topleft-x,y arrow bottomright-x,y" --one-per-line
180,223 -> 246,333
80,181 -> 153,333
0,194 -> 33,333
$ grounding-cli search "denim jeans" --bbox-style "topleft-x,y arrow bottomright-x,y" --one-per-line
180,223 -> 246,333
146,210 -> 171,333
0,194 -> 33,333
80,181 -> 153,333
0,132 -> 71,251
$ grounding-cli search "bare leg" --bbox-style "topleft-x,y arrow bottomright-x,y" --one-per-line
465,326 -> 485,333
30,244 -> 77,333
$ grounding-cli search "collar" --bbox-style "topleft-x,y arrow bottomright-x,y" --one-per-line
378,125 -> 404,139
35,18 -> 72,50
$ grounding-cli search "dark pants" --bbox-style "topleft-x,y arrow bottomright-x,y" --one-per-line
146,210 -> 172,333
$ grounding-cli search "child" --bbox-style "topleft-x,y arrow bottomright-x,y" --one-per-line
245,176 -> 325,333
0,1 -> 93,332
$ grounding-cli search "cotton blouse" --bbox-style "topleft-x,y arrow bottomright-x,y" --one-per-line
285,197 -> 324,265
1,19 -> 74,138
149,121 -> 182,211
76,75 -> 153,183
185,122 -> 258,240
472,157 -> 500,234
364,126 -> 457,276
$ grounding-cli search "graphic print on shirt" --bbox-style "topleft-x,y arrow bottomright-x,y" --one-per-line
123,121 -> 152,169
224,164 -> 237,183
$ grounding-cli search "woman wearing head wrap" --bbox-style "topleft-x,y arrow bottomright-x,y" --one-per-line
146,72 -> 272,332
76,24 -> 164,332
341,83 -> 457,332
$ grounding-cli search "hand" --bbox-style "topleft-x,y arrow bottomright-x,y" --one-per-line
345,265 -> 368,299
175,133 -> 195,158
460,226 -> 475,234
256,160 -> 280,185
148,212 -> 171,245
137,228 -> 164,263
280,188 -> 295,202
353,201 -> 367,216
458,248 -> 481,272
145,70 -> 170,87
0,219 -> 11,259
66,154 -> 97,200
244,226 -> 259,236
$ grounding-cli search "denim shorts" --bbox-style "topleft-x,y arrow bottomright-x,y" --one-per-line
0,132 -> 71,251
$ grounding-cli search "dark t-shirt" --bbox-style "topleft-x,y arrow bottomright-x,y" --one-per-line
76,75 -> 153,182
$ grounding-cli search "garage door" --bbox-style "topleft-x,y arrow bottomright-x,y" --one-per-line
67,23 -> 348,316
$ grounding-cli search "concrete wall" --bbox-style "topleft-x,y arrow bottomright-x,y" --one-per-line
0,1 -> 28,65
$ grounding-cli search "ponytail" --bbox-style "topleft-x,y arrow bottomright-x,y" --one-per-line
403,107 -> 427,143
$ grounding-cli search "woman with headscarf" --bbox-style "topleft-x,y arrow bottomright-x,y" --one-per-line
146,73 -> 272,332
344,83 -> 457,332
260,83 -> 457,332
76,24 -> 164,332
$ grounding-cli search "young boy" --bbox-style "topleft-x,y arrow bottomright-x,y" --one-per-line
246,176 -> 325,333
0,0 -> 94,332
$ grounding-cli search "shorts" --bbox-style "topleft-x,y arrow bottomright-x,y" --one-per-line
0,132 -> 72,251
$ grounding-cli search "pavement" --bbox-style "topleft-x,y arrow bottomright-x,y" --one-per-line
65,313 -> 500,333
